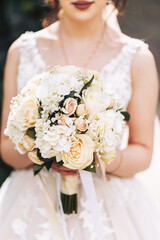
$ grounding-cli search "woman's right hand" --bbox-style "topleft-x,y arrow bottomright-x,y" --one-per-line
52,161 -> 78,176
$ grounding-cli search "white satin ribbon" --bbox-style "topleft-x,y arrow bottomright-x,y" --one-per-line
79,170 -> 104,240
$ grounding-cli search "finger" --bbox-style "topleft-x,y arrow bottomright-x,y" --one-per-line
52,161 -> 77,172
52,164 -> 78,175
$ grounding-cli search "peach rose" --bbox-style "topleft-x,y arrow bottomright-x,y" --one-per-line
75,117 -> 88,132
62,134 -> 95,169
28,149 -> 44,165
22,135 -> 35,151
76,104 -> 89,116
62,98 -> 77,116
58,114 -> 69,126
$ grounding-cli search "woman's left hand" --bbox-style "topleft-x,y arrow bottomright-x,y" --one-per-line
52,160 -> 78,175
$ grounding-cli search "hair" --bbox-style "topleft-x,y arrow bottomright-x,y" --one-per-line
42,0 -> 127,28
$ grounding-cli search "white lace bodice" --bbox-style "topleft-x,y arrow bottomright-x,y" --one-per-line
17,31 -> 148,111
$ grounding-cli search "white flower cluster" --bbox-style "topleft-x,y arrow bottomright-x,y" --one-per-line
88,109 -> 125,154
5,65 -> 126,169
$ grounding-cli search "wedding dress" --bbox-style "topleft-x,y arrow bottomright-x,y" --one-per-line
0,31 -> 160,240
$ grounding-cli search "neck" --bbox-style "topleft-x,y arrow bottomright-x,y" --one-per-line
59,14 -> 105,41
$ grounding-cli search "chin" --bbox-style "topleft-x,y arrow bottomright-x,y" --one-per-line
70,13 -> 96,22
66,9 -> 100,22
63,3 -> 104,23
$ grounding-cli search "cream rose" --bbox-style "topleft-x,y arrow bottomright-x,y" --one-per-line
22,135 -> 35,151
17,142 -> 27,154
28,149 -> 44,165
76,104 -> 89,116
62,98 -> 77,116
15,97 -> 40,131
82,87 -> 111,118
62,134 -> 95,169
21,78 -> 41,97
100,151 -> 116,164
75,117 -> 88,132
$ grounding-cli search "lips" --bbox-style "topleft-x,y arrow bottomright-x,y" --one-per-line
72,1 -> 94,10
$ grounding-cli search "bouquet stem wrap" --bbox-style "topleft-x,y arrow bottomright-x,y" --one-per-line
61,175 -> 78,214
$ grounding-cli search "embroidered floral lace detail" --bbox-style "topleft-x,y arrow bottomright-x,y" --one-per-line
100,39 -> 148,110
17,32 -> 46,94
107,176 -> 138,207
79,198 -> 114,240
12,219 -> 27,240
10,171 -> 52,240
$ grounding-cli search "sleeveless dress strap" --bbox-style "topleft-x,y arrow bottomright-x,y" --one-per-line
123,38 -> 149,65
101,38 -> 149,75
17,31 -> 45,94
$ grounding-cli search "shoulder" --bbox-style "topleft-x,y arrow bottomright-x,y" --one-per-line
131,43 -> 157,84
120,35 -> 157,78
7,21 -> 58,59
129,39 -> 158,91
33,21 -> 59,44
7,37 -> 22,63
132,44 -> 156,71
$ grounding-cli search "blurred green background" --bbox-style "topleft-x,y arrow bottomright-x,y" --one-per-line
0,0 -> 160,186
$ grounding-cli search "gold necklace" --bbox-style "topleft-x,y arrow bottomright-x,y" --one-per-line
59,22 -> 106,69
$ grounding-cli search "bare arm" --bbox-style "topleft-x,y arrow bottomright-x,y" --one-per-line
1,40 -> 32,169
104,47 -> 159,177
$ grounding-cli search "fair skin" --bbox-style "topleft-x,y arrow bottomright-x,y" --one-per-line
1,0 -> 159,177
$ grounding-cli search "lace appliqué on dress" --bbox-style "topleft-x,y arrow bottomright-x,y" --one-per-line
78,198 -> 114,240
10,173 -> 52,240
17,32 -> 46,94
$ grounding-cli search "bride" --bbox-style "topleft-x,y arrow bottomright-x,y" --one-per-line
1,0 -> 160,239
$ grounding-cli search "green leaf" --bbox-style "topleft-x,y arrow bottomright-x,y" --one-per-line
79,75 -> 94,97
116,108 -> 123,112
38,106 -> 43,116
45,160 -> 54,171
57,160 -> 64,166
38,100 -> 43,116
26,128 -> 36,140
83,154 -> 96,173
121,111 -> 130,121
49,110 -> 60,121
33,164 -> 44,175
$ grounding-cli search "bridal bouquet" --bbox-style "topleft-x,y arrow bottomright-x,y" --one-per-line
5,65 -> 129,214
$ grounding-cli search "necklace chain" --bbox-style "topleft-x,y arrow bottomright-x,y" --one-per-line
59,23 -> 106,69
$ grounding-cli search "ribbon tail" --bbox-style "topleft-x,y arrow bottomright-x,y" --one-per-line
56,173 -> 70,240
79,170 -> 104,240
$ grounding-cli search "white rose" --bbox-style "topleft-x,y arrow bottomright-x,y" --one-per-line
62,134 -> 95,169
14,97 -> 40,131
83,87 -> 111,118
21,77 -> 41,97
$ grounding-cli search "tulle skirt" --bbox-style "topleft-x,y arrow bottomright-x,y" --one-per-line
0,117 -> 160,240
